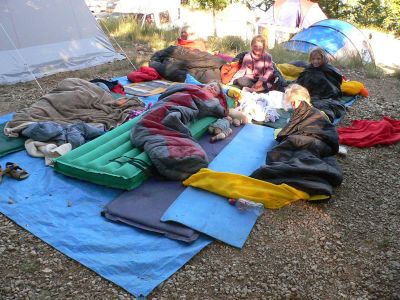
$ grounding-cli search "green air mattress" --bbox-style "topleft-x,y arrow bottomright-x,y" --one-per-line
53,115 -> 217,190
0,122 -> 26,157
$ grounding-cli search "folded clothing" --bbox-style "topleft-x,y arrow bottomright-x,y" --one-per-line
21,121 -> 105,149
25,139 -> 72,166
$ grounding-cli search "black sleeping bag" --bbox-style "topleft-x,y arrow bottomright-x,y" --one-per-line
312,98 -> 346,123
251,101 -> 343,196
296,64 -> 343,100
149,46 -> 226,83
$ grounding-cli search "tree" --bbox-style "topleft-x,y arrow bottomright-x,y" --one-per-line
317,0 -> 353,20
246,0 -> 274,11
317,0 -> 399,36
383,0 -> 400,36
192,0 -> 229,36
352,0 -> 386,27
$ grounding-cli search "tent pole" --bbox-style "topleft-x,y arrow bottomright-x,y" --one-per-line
100,21 -> 137,71
0,24 -> 44,92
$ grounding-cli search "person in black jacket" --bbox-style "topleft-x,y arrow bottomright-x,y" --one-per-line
296,47 -> 343,100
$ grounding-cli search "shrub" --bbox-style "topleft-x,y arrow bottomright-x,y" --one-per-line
207,35 -> 249,55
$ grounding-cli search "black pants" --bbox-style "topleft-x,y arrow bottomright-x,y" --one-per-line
233,77 -> 268,92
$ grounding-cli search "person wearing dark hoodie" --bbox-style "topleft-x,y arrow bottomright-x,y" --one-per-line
296,47 -> 343,100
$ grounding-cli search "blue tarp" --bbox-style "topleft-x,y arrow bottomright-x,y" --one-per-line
0,76 -> 279,295
0,113 -> 212,297
162,124 -> 276,248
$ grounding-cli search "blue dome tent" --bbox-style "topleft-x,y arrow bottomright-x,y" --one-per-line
283,19 -> 375,64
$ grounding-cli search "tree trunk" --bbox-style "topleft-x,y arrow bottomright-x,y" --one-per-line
212,8 -> 217,36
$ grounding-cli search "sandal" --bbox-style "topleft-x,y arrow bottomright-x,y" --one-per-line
4,162 -> 29,180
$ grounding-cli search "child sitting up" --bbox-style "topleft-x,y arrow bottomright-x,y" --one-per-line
177,25 -> 207,52
296,47 -> 343,100
177,25 -> 233,62
230,35 -> 275,93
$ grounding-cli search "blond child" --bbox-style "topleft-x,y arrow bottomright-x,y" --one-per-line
231,35 -> 275,93
284,83 -> 311,109
309,47 -> 329,68
296,47 -> 342,99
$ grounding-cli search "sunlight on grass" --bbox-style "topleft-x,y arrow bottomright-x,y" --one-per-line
208,36 -> 250,55
100,17 -> 178,51
268,46 -> 309,64
364,63 -> 385,78
116,22 -> 136,38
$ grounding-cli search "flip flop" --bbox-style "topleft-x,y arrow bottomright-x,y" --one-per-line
4,162 -> 29,180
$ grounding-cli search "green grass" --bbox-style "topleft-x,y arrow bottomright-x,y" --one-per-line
268,45 -> 309,64
364,63 -> 385,78
99,16 -> 178,50
207,35 -> 250,55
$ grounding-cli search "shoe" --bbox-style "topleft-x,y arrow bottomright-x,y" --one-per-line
4,162 -> 29,180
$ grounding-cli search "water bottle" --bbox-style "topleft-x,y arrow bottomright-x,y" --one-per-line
228,198 -> 264,215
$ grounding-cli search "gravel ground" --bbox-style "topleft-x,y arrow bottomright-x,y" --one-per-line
1,49 -> 400,300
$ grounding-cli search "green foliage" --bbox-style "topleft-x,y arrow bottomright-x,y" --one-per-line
364,63 -> 385,79
315,0 -> 352,20
318,0 -> 400,37
352,0 -> 386,27
382,0 -> 400,37
207,35 -> 249,54
245,0 -> 273,11
192,0 -> 229,11
99,16 -> 179,50
267,45 -> 309,64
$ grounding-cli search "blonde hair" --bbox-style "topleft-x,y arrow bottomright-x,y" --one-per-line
285,84 -> 311,108
251,34 -> 267,49
309,47 -> 329,64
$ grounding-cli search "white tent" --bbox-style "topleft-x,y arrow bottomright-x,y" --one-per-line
179,4 -> 257,40
215,3 -> 257,40
0,0 -> 124,85
257,0 -> 327,48
258,0 -> 327,29
113,0 -> 181,27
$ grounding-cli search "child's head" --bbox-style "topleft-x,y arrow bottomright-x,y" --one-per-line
179,25 -> 195,40
250,35 -> 267,57
309,47 -> 328,68
204,81 -> 223,97
284,84 -> 311,109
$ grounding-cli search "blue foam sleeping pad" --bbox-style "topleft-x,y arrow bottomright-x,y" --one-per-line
162,123 -> 277,248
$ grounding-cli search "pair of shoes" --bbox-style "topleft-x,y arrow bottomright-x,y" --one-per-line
2,162 -> 29,181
